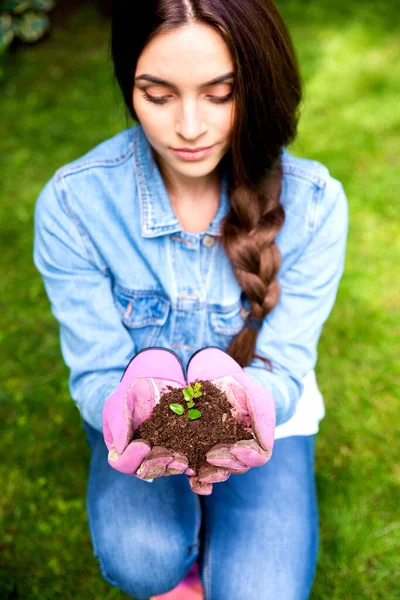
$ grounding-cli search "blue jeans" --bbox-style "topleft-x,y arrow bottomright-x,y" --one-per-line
83,422 -> 319,600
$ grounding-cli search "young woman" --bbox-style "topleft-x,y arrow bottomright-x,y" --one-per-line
34,1 -> 348,599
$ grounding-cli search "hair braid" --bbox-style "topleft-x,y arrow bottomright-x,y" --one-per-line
220,166 -> 284,368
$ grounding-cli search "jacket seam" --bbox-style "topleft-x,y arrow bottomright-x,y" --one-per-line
56,178 -> 110,276
133,128 -> 151,235
314,183 -> 343,235
308,184 -> 324,235
281,163 -> 329,189
279,183 -> 344,286
53,142 -> 135,181
115,283 -> 171,300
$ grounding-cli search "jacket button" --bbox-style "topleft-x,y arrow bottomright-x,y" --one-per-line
202,234 -> 215,248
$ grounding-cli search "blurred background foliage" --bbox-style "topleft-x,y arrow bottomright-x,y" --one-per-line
0,0 -> 56,65
0,0 -> 399,598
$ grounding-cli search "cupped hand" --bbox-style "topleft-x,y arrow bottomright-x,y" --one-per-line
102,348 -> 190,480
186,348 -> 276,495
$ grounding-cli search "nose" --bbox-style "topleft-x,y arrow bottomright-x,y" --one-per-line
175,98 -> 207,140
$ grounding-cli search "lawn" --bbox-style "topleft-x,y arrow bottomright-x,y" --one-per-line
0,1 -> 399,598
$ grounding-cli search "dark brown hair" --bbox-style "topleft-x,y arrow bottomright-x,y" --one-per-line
111,0 -> 302,368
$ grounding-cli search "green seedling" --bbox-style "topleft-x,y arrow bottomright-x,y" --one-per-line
169,404 -> 185,415
169,382 -> 203,419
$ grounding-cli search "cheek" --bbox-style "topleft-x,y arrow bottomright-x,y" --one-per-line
132,91 -> 170,129
214,103 -> 236,141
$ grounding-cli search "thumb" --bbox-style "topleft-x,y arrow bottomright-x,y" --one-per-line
102,399 -> 133,455
107,439 -> 151,474
188,476 -> 213,496
212,375 -> 275,452
102,417 -> 113,451
233,372 -> 276,453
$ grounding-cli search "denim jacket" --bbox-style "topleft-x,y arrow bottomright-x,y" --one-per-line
33,124 -> 348,436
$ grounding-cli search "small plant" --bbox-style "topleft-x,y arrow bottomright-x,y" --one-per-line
169,382 -> 203,420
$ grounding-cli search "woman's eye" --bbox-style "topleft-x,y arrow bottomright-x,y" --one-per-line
142,91 -> 234,106
142,92 -> 169,105
208,92 -> 234,104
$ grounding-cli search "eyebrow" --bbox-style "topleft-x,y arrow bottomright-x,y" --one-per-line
134,72 -> 234,89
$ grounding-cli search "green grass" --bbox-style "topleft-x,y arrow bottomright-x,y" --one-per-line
1,1 -> 399,598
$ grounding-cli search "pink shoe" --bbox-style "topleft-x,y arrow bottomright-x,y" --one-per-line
151,562 -> 204,600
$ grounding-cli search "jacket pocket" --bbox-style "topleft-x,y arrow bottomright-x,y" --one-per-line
208,302 -> 245,349
114,285 -> 171,348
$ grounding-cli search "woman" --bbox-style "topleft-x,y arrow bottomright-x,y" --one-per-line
33,1 -> 348,599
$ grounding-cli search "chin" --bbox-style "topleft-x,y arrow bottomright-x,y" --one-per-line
174,160 -> 221,177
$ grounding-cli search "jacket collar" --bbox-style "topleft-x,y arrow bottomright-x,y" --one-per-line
133,124 -> 230,239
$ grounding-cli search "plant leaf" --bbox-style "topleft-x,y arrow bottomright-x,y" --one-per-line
193,391 -> 202,398
187,385 -> 194,395
187,409 -> 202,420
187,402 -> 195,408
183,389 -> 192,401
169,403 -> 184,415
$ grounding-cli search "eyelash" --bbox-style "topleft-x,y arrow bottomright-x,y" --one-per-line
142,92 -> 234,105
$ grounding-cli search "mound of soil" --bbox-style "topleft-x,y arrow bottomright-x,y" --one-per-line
134,380 -> 253,474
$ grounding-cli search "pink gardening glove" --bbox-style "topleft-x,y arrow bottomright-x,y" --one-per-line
186,347 -> 276,495
102,348 -> 190,480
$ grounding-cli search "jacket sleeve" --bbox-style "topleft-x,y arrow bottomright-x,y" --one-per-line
243,178 -> 349,426
33,177 -> 136,432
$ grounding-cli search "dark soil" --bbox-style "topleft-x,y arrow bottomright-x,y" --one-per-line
134,380 -> 253,474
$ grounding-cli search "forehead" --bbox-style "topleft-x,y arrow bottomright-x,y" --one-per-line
135,23 -> 233,85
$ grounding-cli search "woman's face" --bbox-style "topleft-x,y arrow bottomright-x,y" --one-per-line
133,23 -> 235,180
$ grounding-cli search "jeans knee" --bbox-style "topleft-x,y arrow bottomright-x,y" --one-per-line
97,541 -> 194,599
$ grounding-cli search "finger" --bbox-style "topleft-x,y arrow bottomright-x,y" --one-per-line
167,452 -> 189,471
108,439 -> 151,474
136,446 -> 175,479
104,409 -> 133,455
197,464 -> 230,484
164,469 -> 183,476
213,374 -> 276,453
233,371 -> 276,451
129,378 -> 158,430
184,467 -> 196,476
102,418 -> 114,452
188,476 -> 213,496
206,444 -> 247,470
229,466 -> 250,475
211,376 -> 251,424
230,439 -> 271,467
164,453 -> 189,476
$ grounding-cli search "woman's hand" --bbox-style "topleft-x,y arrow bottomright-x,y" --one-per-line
186,347 -> 276,495
102,348 -> 189,480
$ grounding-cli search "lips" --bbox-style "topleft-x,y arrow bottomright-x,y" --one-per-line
170,145 -> 215,161
172,145 -> 213,152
